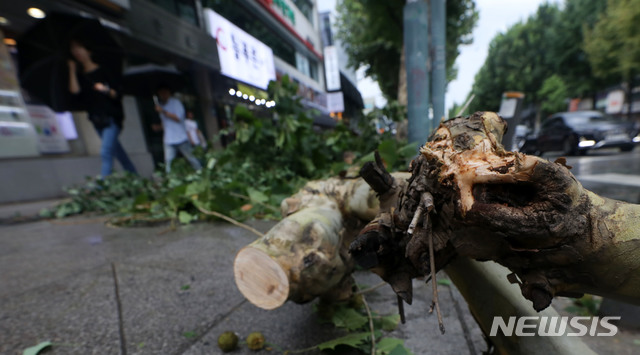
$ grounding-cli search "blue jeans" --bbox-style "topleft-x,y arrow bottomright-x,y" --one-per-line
164,140 -> 202,173
95,121 -> 138,177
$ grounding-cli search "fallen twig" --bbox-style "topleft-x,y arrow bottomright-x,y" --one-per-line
196,205 -> 264,238
428,215 -> 445,334
358,284 -> 376,355
355,281 -> 387,296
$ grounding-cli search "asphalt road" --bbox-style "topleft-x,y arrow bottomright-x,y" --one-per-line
541,147 -> 640,203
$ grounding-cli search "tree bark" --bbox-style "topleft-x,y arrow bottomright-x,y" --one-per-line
350,111 -> 640,311
234,173 -> 407,309
446,258 -> 598,355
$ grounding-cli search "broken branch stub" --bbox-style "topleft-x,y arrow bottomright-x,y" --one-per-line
352,111 -> 640,311
234,174 -> 408,309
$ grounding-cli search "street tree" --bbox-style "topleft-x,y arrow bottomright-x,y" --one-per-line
468,4 -> 562,115
554,0 -> 609,97
335,0 -> 478,101
584,0 -> 640,116
537,74 -> 568,118
468,1 -> 609,120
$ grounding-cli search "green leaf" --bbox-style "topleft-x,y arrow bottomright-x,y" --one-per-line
23,341 -> 52,355
388,343 -> 414,355
247,187 -> 269,204
376,314 -> 401,331
332,307 -> 369,331
397,143 -> 419,160
185,180 -> 207,197
437,278 -> 452,286
206,157 -> 217,170
298,156 -> 316,175
317,332 -> 371,351
377,139 -> 398,168
178,211 -> 195,224
180,284 -> 190,290
357,151 -> 375,164
375,338 -> 406,355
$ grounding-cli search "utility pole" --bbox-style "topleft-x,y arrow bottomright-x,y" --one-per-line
430,0 -> 446,131
404,0 -> 430,146
404,0 -> 446,145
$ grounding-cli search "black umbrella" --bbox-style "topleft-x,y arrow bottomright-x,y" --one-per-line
17,12 -> 123,112
122,64 -> 185,97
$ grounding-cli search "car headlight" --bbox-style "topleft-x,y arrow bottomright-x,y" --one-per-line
578,136 -> 596,147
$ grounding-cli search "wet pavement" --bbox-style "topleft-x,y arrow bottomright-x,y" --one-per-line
2,149 -> 640,354
0,216 -> 487,355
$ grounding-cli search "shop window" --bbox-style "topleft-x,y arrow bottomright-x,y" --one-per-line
309,59 -> 318,81
295,52 -> 310,78
293,0 -> 314,24
294,53 -> 318,82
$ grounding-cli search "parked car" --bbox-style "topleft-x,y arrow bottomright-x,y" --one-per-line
521,110 -> 639,156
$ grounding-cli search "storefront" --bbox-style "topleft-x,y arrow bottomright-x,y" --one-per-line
0,0 -> 222,203
0,0 -> 335,203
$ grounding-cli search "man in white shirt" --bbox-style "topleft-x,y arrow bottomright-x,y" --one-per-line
185,111 -> 207,149
154,85 -> 202,173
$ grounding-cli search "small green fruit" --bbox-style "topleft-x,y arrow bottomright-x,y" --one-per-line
217,331 -> 238,352
246,332 -> 265,351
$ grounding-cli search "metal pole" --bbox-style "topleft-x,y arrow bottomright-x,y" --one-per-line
430,0 -> 446,130
404,0 -> 431,146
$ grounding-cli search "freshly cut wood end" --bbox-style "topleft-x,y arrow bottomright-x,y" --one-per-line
234,247 -> 289,310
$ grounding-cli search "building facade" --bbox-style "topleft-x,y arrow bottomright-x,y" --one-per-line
0,0 -> 342,203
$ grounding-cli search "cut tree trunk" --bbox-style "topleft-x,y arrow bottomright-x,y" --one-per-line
350,111 -> 640,311
234,172 -> 408,309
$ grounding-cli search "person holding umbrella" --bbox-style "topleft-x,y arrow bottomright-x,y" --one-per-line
67,38 -> 137,177
153,84 -> 202,173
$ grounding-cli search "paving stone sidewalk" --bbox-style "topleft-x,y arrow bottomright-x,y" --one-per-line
1,203 -> 639,354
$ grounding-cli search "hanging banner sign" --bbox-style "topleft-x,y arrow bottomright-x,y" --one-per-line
204,9 -> 276,90
326,92 -> 344,113
324,46 -> 340,91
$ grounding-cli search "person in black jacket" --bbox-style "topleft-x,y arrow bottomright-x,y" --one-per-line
68,38 -> 137,177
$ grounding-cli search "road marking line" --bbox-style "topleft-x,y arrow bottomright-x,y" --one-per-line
577,173 -> 640,187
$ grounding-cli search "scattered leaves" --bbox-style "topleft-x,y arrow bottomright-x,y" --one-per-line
375,337 -> 414,355
331,307 -> 369,331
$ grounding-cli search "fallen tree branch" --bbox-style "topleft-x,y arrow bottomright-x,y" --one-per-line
196,205 -> 264,238
351,111 -> 640,310
233,175 -> 403,309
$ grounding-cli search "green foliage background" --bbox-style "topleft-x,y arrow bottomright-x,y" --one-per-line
465,0 -> 623,116
44,76 -> 415,224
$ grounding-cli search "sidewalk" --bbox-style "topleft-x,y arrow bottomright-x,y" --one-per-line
0,214 -> 483,355
1,208 -> 639,354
